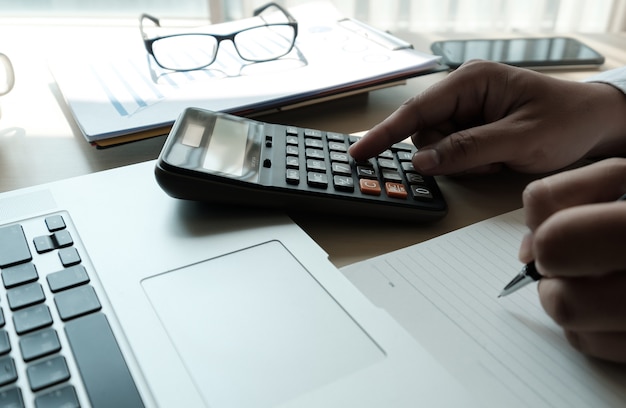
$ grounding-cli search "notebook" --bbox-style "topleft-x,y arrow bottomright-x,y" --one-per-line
342,209 -> 626,407
0,160 -> 477,407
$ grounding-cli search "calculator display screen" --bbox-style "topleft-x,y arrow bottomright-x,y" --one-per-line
203,117 -> 249,177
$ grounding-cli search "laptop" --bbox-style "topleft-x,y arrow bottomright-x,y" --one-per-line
0,160 -> 477,407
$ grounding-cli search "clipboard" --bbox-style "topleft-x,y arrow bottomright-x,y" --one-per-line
50,5 -> 442,147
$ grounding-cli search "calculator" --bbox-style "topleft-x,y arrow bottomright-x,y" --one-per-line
155,108 -> 447,222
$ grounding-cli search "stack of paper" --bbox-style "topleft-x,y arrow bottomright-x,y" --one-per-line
50,3 -> 441,147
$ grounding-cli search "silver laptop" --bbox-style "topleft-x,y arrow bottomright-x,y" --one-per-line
0,160 -> 475,407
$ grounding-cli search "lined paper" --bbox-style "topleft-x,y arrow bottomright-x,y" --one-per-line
342,209 -> 626,407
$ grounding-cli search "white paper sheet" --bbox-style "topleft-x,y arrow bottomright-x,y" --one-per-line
341,209 -> 626,407
49,2 -> 440,144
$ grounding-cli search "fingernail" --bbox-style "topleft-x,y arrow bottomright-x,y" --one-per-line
518,232 -> 534,263
413,149 -> 439,171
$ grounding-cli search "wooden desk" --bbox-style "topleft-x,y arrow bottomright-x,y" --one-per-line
0,23 -> 624,267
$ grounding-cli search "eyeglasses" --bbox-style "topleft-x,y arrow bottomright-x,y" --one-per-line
140,3 -> 298,72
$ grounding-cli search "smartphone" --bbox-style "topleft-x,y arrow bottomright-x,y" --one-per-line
155,108 -> 447,222
431,36 -> 604,69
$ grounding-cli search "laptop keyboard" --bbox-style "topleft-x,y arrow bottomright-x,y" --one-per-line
0,212 -> 144,407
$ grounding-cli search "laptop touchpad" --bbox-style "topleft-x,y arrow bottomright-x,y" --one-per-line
142,240 -> 383,408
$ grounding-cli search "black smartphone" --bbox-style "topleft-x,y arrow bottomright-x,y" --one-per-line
431,36 -> 604,69
155,108 -> 447,222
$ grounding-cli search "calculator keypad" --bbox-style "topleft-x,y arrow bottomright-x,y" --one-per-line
281,126 -> 434,203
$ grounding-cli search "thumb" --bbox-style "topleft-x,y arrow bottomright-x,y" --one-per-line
412,123 -> 517,175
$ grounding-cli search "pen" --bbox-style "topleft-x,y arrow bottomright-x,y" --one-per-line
498,261 -> 540,297
499,193 -> 626,298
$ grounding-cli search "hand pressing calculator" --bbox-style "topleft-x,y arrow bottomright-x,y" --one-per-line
155,108 -> 447,222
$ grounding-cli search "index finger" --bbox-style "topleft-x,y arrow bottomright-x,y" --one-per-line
523,158 -> 626,231
349,63 -> 485,161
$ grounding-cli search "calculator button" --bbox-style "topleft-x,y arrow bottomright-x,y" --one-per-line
410,185 -> 434,201
326,132 -> 345,142
349,136 -> 360,144
304,139 -> 324,149
305,148 -> 325,160
329,152 -> 349,163
356,166 -> 377,179
385,182 -> 408,199
286,156 -> 299,169
378,159 -> 398,170
378,150 -> 394,159
391,143 -> 412,151
406,173 -> 425,184
382,170 -> 402,181
331,163 -> 352,176
359,179 -> 381,196
354,158 -> 373,166
286,169 -> 300,185
401,162 -> 417,173
307,172 -> 328,188
286,127 -> 298,135
397,151 -> 413,161
333,176 -> 354,192
306,159 -> 326,172
286,135 -> 299,145
328,142 -> 347,152
286,145 -> 299,156
304,129 -> 323,138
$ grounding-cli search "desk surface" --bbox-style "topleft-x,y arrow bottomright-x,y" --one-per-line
1,23 -> 624,267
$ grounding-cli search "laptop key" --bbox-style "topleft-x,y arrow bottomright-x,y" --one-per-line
13,304 -> 53,335
20,328 -> 61,362
65,313 -> 144,407
7,283 -> 46,311
0,330 -> 10,355
54,286 -> 101,321
0,225 -> 32,268
46,265 -> 90,293
35,385 -> 79,408
27,355 -> 70,391
0,387 -> 23,408
0,356 -> 18,386
2,263 -> 39,289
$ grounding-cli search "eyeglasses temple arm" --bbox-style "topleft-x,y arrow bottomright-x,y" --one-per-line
139,13 -> 161,40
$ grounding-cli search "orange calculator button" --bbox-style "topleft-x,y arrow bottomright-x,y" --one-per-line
384,182 -> 408,199
359,179 -> 381,195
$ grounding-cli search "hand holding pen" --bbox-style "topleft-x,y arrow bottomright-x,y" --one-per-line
500,193 -> 626,297
501,159 -> 626,363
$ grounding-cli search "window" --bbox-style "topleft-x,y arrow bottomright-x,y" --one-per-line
0,0 -> 621,32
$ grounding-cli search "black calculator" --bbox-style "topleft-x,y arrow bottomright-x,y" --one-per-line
155,108 -> 447,222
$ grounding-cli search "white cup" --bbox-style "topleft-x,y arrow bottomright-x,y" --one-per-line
0,53 -> 15,96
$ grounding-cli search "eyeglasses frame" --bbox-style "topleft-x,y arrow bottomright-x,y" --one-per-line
140,2 -> 299,72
